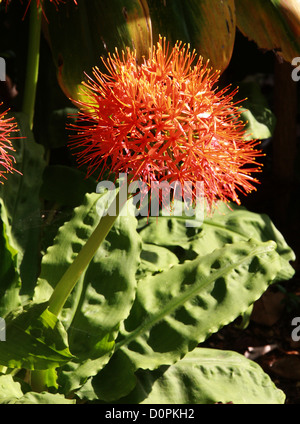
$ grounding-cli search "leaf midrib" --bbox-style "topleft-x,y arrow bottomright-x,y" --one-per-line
115,241 -> 275,351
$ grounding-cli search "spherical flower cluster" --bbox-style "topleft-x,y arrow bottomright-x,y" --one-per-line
70,38 -> 262,208
0,109 -> 18,183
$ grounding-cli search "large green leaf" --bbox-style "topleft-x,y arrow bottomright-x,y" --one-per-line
149,0 -> 236,72
236,0 -> 300,63
115,239 -> 282,371
0,112 -> 46,295
0,302 -> 73,370
116,348 -> 285,404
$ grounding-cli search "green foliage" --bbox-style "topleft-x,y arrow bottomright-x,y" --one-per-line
0,116 -> 294,402
0,170 -> 294,402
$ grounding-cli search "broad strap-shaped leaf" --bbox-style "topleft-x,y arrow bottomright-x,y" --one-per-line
0,302 -> 73,370
0,112 -> 46,294
149,0 -> 236,72
114,348 -> 285,404
115,239 -> 282,371
236,0 -> 300,62
44,0 -> 152,103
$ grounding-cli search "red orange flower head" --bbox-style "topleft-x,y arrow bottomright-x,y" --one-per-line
0,109 -> 18,183
70,38 -> 263,208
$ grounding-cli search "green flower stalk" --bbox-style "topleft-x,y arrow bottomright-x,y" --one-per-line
22,0 -> 42,129
48,189 -> 123,317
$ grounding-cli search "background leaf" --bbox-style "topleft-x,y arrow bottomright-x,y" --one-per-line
149,0 -> 236,72
0,112 -> 46,296
237,79 -> 276,140
44,0 -> 152,103
235,0 -> 300,63
46,107 -> 78,149
39,165 -> 97,255
40,165 -> 96,208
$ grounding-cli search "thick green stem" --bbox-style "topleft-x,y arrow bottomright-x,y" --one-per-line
33,193 -> 123,392
22,1 -> 42,129
48,191 -> 122,317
